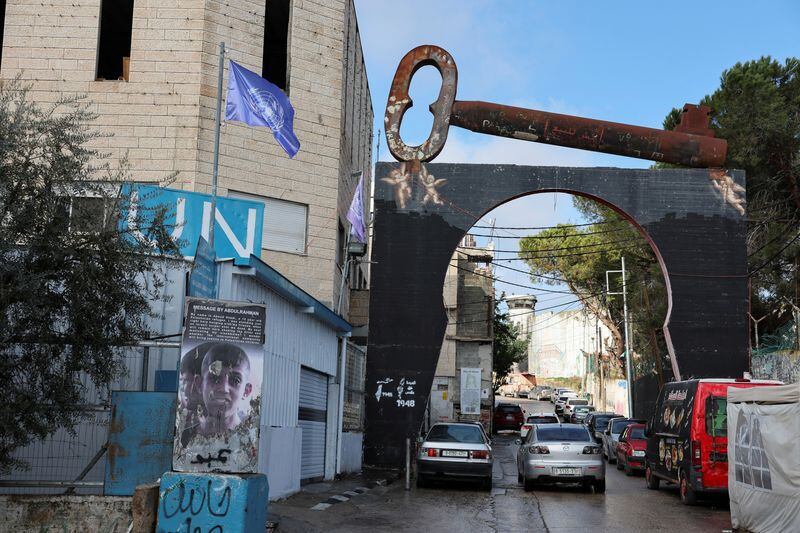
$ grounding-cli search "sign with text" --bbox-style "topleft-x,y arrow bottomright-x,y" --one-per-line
188,237 -> 217,299
119,184 -> 264,260
173,298 -> 266,473
460,367 -> 482,415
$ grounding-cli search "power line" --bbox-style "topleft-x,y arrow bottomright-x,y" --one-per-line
464,236 -> 644,255
471,220 -> 624,230
749,229 -> 800,275
466,225 -> 633,240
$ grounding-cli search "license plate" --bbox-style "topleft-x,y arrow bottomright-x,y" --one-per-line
633,450 -> 645,457
441,450 -> 468,457
553,467 -> 581,476
506,415 -> 514,420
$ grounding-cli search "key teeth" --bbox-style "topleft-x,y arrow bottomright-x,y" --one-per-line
675,103 -> 715,138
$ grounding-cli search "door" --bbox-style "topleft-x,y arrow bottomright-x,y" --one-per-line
299,367 -> 328,480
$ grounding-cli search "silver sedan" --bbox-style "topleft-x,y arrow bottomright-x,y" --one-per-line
515,423 -> 605,493
417,423 -> 493,490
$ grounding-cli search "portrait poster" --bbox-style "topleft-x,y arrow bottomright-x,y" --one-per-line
173,298 -> 265,473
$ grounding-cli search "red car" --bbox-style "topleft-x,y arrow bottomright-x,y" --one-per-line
493,403 -> 524,433
615,423 -> 646,475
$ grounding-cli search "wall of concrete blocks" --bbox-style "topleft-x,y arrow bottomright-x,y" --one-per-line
0,0 -> 373,310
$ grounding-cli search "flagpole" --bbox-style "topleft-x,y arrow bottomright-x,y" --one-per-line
209,41 -> 225,249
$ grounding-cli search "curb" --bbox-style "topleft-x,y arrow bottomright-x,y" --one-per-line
309,478 -> 395,511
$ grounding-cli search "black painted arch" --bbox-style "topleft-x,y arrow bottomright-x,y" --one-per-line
364,162 -> 747,467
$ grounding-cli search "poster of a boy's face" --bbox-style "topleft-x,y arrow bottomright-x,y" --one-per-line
198,343 -> 253,435
178,347 -> 205,414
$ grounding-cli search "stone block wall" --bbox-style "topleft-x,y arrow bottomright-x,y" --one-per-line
0,0 -> 373,308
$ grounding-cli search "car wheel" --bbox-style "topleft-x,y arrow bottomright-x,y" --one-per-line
607,448 -> 616,464
482,477 -> 492,491
416,475 -> 428,489
518,472 -> 523,483
624,462 -> 634,476
593,479 -> 606,494
679,471 -> 697,505
616,456 -> 624,470
523,477 -> 535,492
645,464 -> 660,490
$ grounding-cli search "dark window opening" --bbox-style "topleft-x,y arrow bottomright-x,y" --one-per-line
97,0 -> 134,81
336,221 -> 345,268
0,0 -> 7,70
262,0 -> 290,91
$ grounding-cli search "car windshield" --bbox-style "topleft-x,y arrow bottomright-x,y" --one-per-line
498,405 -> 521,414
535,426 -> 592,442
427,425 -> 485,444
527,416 -> 558,424
594,415 -> 616,430
611,419 -> 632,433
629,427 -> 645,439
569,400 -> 588,406
575,406 -> 593,413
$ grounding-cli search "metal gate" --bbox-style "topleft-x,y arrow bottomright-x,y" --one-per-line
299,367 -> 328,480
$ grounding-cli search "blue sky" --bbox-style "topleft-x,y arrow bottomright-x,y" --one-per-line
353,0 -> 800,307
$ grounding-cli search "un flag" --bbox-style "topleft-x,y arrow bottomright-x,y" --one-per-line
225,60 -> 300,158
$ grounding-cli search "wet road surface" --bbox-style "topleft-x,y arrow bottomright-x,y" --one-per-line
270,398 -> 733,532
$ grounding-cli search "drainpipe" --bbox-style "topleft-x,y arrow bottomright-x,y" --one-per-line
336,332 -> 351,475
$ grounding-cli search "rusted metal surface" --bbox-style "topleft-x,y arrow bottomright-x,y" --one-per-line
384,45 -> 457,163
385,45 -> 727,168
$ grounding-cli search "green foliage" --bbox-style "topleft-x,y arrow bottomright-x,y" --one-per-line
492,305 -> 528,390
0,79 -> 179,472
663,57 -> 800,333
518,201 -> 669,381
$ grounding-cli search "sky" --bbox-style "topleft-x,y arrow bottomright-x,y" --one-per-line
353,0 -> 800,309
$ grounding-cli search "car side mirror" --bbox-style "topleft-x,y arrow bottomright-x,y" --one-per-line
514,438 -> 522,445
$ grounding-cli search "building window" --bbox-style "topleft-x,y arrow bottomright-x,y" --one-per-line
262,0 -> 290,91
336,221 -> 345,268
0,0 -> 7,70
96,0 -> 134,81
228,191 -> 307,254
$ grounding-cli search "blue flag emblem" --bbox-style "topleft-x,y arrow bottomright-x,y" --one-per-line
225,60 -> 300,158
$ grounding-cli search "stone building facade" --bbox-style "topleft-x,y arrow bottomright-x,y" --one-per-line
0,0 -> 373,313
429,235 -> 494,431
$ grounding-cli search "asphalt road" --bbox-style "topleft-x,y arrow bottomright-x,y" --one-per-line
270,397 -> 734,532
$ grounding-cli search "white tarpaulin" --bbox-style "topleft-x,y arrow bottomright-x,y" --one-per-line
727,383 -> 800,533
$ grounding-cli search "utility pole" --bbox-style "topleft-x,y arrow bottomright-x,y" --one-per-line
607,257 -> 633,418
209,41 -> 226,249
748,313 -> 769,352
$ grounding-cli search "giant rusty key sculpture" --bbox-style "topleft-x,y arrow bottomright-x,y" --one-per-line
384,45 -> 727,168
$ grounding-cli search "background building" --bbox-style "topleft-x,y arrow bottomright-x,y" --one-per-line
532,309 -> 613,379
429,236 -> 494,431
506,294 -> 536,375
0,0 -> 373,316
0,0 -> 372,499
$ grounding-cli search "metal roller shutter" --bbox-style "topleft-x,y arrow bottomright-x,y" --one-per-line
299,367 -> 328,480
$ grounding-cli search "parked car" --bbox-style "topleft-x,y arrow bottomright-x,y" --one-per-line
520,413 -> 560,439
550,388 -> 574,403
602,417 -> 645,463
417,423 -> 493,490
537,387 -> 553,401
562,398 -> 590,421
570,405 -> 596,424
587,412 -> 622,442
554,393 -> 578,416
615,423 -> 646,475
515,423 -> 605,492
645,378 -> 781,505
493,403 -> 525,433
